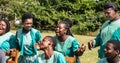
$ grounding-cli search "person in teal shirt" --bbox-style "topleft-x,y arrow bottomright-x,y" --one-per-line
97,40 -> 120,63
35,36 -> 66,63
54,19 -> 86,63
0,18 -> 15,51
88,2 -> 120,59
14,13 -> 42,63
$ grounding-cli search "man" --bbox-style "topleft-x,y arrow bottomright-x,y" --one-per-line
35,36 -> 66,63
88,2 -> 120,59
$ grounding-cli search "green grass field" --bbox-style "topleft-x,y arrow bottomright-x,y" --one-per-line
11,30 -> 99,63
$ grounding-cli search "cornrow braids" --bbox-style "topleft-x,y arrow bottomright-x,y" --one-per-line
60,18 -> 74,37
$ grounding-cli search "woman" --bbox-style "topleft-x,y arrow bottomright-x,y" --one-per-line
0,18 -> 15,51
15,13 -> 42,63
54,19 -> 86,63
97,40 -> 120,63
35,36 -> 66,63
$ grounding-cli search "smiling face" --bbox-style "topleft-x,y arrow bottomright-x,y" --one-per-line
0,21 -> 7,35
104,42 -> 118,58
55,23 -> 67,37
104,8 -> 117,21
23,18 -> 33,31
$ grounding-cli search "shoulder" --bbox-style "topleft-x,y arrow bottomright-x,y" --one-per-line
31,28 -> 40,33
54,51 -> 63,55
16,29 -> 22,33
97,58 -> 108,63
67,36 -> 76,41
101,20 -> 110,29
53,51 -> 65,59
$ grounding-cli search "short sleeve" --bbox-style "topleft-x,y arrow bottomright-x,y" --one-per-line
57,53 -> 66,63
35,31 -> 42,43
72,39 -> 80,52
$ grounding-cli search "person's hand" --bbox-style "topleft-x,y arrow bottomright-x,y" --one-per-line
75,44 -> 86,56
35,41 -> 41,50
79,44 -> 86,52
88,40 -> 94,50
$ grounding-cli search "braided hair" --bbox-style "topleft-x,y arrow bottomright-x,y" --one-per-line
60,18 -> 74,37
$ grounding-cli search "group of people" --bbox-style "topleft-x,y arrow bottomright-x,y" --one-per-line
0,2 -> 120,63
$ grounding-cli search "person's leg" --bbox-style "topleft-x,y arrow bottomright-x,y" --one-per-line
0,49 -> 6,63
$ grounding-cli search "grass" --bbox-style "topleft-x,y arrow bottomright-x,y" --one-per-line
10,30 -> 99,63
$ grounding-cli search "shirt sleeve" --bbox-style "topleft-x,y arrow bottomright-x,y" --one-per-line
9,35 -> 16,48
72,39 -> 80,52
93,32 -> 102,48
35,31 -> 42,43
57,53 -> 66,63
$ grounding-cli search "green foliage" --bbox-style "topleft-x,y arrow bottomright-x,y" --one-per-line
0,0 -> 119,35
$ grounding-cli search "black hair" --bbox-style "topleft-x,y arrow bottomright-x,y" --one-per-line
22,13 -> 34,23
0,18 -> 10,33
107,40 -> 120,53
60,18 -> 74,37
104,2 -> 118,12
45,36 -> 56,50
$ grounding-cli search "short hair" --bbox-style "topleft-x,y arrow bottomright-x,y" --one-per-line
107,40 -> 120,53
0,18 -> 10,33
104,2 -> 118,12
45,36 -> 56,50
22,13 -> 34,23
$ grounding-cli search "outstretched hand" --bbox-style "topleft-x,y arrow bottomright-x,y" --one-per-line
88,40 -> 94,50
75,44 -> 86,56
35,41 -> 41,50
79,44 -> 86,52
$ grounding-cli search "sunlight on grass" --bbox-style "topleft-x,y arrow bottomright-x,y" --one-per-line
10,30 -> 99,63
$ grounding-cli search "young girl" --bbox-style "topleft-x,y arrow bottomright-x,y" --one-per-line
15,13 -> 42,63
54,19 -> 86,63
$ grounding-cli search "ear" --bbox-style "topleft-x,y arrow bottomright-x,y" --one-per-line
115,50 -> 119,54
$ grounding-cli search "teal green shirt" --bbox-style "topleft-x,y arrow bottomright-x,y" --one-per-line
0,32 -> 15,51
54,36 -> 80,63
93,19 -> 120,58
35,51 -> 66,63
15,28 -> 42,55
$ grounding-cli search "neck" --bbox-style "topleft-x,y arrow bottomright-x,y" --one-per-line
44,48 -> 54,60
107,55 -> 120,63
23,28 -> 30,34
58,35 -> 68,42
